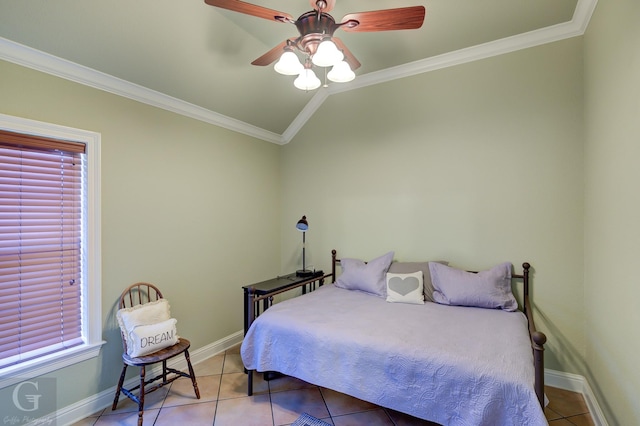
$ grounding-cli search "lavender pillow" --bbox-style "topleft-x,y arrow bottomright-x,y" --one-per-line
335,251 -> 394,297
429,262 -> 518,311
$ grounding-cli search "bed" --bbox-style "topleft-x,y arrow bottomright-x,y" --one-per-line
241,250 -> 547,425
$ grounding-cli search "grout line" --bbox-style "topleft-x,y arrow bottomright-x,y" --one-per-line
211,353 -> 224,426
317,386 -> 332,425
267,373 -> 276,426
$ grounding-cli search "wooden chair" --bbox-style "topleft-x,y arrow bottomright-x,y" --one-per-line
112,282 -> 200,426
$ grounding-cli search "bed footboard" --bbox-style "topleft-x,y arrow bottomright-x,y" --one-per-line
519,262 -> 547,407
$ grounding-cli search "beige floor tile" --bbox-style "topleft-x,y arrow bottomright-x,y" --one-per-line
194,353 -> 225,376
94,408 -> 159,425
218,371 -> 249,399
251,371 -> 272,395
154,401 -> 217,425
271,388 -> 330,426
111,386 -> 169,414
548,419 -> 575,425
218,371 -> 272,399
545,386 -> 589,417
268,375 -> 317,393
214,394 -> 273,426
225,344 -> 241,355
386,409 -> 442,426
332,408 -> 394,426
546,406 -> 564,421
222,353 -> 246,374
320,387 -> 377,417
565,413 -> 595,426
163,375 -> 220,407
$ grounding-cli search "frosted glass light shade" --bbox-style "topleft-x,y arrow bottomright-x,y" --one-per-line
294,68 -> 321,91
327,61 -> 355,83
274,51 -> 303,75
312,39 -> 344,67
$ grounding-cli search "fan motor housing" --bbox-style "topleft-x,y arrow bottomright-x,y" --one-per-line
295,11 -> 339,55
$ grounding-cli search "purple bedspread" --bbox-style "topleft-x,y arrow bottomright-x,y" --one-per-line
241,284 -> 547,425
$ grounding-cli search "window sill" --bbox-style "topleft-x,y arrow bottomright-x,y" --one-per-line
0,341 -> 106,389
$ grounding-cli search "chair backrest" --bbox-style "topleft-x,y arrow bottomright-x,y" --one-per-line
117,282 -> 165,354
119,282 -> 164,309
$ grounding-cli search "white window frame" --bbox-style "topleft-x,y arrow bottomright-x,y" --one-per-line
0,113 -> 104,389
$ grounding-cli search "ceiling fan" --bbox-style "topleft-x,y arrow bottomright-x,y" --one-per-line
204,0 -> 426,90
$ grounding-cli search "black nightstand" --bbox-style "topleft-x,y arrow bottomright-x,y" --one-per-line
242,270 -> 327,336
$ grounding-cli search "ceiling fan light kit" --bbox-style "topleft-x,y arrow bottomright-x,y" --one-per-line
205,0 -> 425,91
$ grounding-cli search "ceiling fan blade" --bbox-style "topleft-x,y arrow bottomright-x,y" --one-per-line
340,6 -> 426,32
205,0 -> 294,23
251,39 -> 294,66
309,0 -> 336,13
333,37 -> 361,70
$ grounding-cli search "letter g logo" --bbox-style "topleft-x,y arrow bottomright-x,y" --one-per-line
13,380 -> 42,412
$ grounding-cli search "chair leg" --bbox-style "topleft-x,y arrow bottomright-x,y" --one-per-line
137,365 -> 145,426
162,360 -> 167,384
112,364 -> 128,410
184,349 -> 200,399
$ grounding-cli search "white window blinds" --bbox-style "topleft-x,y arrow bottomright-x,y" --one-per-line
0,129 -> 87,368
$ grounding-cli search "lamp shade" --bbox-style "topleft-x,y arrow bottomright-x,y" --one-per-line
295,215 -> 312,277
327,60 -> 355,83
312,39 -> 344,67
296,215 -> 308,231
274,51 -> 304,75
294,68 -> 321,91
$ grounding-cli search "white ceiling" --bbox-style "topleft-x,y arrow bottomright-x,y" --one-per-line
0,0 -> 596,144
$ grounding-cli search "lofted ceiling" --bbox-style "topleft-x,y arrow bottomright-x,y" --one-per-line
0,0 -> 595,144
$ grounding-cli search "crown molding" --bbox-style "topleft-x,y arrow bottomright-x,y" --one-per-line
285,0 -> 597,143
280,89 -> 330,144
0,37 -> 283,144
0,0 -> 596,145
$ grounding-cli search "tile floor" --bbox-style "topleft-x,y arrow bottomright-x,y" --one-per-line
74,345 -> 594,425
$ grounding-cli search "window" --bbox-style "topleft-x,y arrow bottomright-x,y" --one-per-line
0,114 -> 102,389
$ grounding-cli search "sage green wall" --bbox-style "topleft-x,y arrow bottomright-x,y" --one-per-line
584,0 -> 640,424
3,7 -> 637,422
281,38 -> 585,375
0,60 -> 282,410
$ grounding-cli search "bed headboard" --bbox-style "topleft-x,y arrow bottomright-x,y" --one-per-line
330,249 -> 530,301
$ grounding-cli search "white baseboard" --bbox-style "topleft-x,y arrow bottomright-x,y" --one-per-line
52,330 -> 243,426
545,368 -> 609,426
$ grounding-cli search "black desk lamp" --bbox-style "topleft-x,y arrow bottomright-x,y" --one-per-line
296,215 -> 313,277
